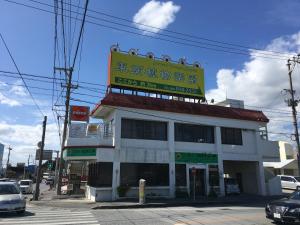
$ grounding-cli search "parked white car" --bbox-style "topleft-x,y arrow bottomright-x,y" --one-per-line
0,182 -> 26,214
278,175 -> 300,190
19,180 -> 33,194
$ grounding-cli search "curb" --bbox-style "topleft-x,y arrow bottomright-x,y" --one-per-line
91,200 -> 247,210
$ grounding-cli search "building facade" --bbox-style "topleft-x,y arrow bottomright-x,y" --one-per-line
264,141 -> 298,176
65,93 -> 279,201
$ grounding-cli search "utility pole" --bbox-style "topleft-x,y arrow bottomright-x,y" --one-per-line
56,68 -> 73,195
5,146 -> 12,177
54,150 -> 59,187
286,56 -> 300,176
34,116 -> 47,201
24,154 -> 31,179
55,0 -> 89,195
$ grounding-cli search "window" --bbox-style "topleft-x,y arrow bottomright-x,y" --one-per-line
88,162 -> 113,187
175,164 -> 186,186
175,123 -> 214,143
0,184 -> 20,195
120,163 -> 169,186
221,127 -> 243,145
280,176 -> 294,182
121,119 -> 167,140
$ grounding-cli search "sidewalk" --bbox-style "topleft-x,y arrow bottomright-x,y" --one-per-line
30,189 -> 284,210
92,194 -> 283,209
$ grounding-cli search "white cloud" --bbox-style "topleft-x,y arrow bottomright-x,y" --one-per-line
133,0 -> 180,34
9,81 -> 27,96
0,122 -> 60,165
0,93 -> 21,106
206,32 -> 300,143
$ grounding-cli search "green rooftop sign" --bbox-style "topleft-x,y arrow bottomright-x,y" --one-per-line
65,148 -> 96,157
175,152 -> 218,164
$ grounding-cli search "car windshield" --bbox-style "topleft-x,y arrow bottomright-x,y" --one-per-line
20,181 -> 30,185
295,177 -> 300,182
290,191 -> 300,200
0,184 -> 20,194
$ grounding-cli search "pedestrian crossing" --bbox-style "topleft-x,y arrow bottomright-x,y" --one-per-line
0,203 -> 100,225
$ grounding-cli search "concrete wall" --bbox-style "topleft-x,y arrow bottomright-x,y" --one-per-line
279,141 -> 295,160
68,105 -> 278,200
86,186 -> 113,201
261,140 -> 280,162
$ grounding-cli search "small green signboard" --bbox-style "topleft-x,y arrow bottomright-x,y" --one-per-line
175,152 -> 218,164
65,148 -> 96,157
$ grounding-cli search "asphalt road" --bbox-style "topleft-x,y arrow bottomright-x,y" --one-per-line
0,203 -> 276,225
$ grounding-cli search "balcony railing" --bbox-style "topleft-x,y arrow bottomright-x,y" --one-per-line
67,122 -> 114,146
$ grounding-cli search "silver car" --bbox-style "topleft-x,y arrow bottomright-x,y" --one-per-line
0,182 -> 26,214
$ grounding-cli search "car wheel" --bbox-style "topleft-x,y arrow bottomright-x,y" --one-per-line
16,210 -> 25,215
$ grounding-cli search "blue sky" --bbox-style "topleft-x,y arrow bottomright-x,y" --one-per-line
1,0 -> 300,164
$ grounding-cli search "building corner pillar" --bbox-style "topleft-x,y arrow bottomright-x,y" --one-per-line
112,161 -> 120,201
168,121 -> 175,198
255,132 -> 266,196
215,126 -> 225,196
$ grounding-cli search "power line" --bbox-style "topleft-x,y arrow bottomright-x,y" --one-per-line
60,0 -> 68,70
0,70 -> 295,115
24,0 -> 293,59
3,0 -> 292,61
0,70 -> 106,86
69,97 -> 296,137
0,33 -> 44,116
71,0 -> 88,69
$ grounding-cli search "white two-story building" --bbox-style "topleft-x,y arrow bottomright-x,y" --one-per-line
65,92 -> 279,201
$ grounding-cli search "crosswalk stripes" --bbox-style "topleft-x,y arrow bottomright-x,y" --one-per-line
0,203 -> 100,225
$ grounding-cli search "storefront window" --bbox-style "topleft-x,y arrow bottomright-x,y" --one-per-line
175,164 -> 186,186
120,163 -> 169,186
88,162 -> 113,187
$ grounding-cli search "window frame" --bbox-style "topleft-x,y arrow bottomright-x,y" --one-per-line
221,127 -> 243,145
121,118 -> 168,141
174,123 -> 215,144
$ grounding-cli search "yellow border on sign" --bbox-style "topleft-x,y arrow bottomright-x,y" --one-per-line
108,51 -> 205,98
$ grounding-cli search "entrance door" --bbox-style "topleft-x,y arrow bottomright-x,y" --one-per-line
189,168 -> 205,198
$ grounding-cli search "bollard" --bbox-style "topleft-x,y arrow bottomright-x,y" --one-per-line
139,179 -> 146,204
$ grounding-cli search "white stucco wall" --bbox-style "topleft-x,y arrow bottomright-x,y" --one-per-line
67,105 -> 279,200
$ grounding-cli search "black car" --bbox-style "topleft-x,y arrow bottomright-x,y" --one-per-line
266,191 -> 300,224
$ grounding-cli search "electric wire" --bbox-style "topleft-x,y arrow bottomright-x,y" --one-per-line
23,0 -> 294,59
3,0 -> 293,61
0,33 -> 44,116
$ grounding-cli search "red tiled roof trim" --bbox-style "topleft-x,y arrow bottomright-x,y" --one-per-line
92,93 -> 269,123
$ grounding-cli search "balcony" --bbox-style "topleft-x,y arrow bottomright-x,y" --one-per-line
66,122 -> 114,147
